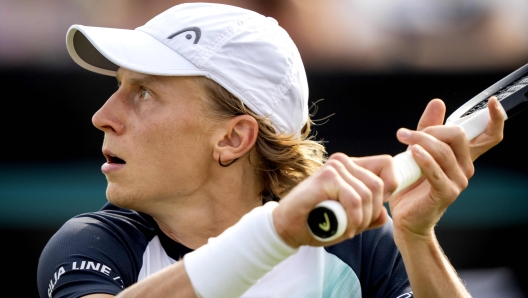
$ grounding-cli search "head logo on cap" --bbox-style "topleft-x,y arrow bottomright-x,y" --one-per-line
168,27 -> 201,44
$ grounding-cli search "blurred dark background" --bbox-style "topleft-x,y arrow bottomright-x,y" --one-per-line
1,0 -> 528,297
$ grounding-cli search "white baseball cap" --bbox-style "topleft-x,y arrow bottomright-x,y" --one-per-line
66,2 -> 309,136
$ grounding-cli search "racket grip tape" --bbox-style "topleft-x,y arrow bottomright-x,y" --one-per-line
391,150 -> 422,195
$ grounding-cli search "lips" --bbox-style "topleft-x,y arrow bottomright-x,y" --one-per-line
102,150 -> 126,173
106,154 -> 126,164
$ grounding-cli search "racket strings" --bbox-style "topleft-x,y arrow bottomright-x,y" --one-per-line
461,73 -> 528,118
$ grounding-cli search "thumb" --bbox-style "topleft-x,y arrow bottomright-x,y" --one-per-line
416,99 -> 446,131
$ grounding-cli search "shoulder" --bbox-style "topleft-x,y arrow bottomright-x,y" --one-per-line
46,202 -> 157,256
325,217 -> 412,298
77,202 -> 158,237
37,203 -> 158,298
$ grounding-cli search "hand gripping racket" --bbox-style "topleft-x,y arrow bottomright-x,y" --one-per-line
308,63 -> 528,242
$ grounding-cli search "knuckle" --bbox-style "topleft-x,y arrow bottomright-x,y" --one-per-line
454,171 -> 469,190
366,177 -> 383,192
459,176 -> 469,190
378,154 -> 392,163
453,125 -> 466,138
359,190 -> 373,205
347,194 -> 361,209
324,158 -> 340,168
386,177 -> 398,193
328,152 -> 349,163
494,133 -> 504,144
466,162 -> 475,179
348,214 -> 362,228
422,126 -> 433,134
377,154 -> 395,171
447,185 -> 460,201
432,168 -> 443,181
437,142 -> 453,160
319,166 -> 339,180
346,230 -> 357,239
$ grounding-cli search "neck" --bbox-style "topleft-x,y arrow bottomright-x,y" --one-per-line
151,158 -> 263,249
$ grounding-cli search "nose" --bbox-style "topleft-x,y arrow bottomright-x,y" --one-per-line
92,91 -> 126,134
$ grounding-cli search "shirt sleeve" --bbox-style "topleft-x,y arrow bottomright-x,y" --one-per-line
37,206 -> 155,298
325,216 -> 413,298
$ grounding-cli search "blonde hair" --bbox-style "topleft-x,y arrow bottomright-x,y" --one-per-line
196,77 -> 327,201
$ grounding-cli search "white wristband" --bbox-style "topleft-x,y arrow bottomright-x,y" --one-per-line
183,201 -> 299,298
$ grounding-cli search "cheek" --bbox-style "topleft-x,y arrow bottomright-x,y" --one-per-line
147,114 -> 208,158
132,112 -> 212,188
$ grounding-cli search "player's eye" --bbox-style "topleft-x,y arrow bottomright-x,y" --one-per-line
139,88 -> 150,100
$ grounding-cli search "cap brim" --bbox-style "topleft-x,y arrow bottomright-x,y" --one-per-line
66,25 -> 208,77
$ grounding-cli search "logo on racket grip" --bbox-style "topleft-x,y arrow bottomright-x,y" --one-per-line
308,206 -> 338,239
319,213 -> 331,232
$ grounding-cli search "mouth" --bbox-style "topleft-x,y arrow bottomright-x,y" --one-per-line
101,150 -> 126,173
104,153 -> 126,164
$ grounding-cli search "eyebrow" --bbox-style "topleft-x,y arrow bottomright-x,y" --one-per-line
116,70 -> 157,87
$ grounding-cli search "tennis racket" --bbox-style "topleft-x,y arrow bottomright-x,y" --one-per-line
308,63 -> 528,242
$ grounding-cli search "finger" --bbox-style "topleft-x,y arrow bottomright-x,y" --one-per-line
327,154 -> 383,233
410,144 -> 463,206
469,96 -> 505,160
319,168 -> 364,238
419,125 -> 474,179
416,99 -> 446,131
351,155 -> 398,199
488,96 -> 506,125
397,127 -> 471,183
331,154 -> 385,227
366,206 -> 389,230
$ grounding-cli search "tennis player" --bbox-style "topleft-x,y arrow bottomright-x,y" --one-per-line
37,3 -> 504,298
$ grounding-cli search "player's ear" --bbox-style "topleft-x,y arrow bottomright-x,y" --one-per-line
212,115 -> 258,164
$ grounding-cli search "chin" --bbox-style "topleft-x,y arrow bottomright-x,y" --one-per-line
105,183 -> 139,210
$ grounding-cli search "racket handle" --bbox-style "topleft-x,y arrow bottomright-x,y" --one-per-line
307,200 -> 347,242
391,150 -> 422,195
